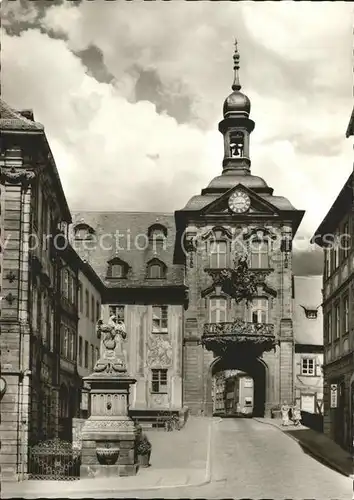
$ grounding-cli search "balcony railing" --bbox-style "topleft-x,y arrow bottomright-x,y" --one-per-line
202,319 -> 277,354
203,319 -> 274,337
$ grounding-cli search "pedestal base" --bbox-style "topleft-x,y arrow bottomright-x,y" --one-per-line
80,464 -> 139,478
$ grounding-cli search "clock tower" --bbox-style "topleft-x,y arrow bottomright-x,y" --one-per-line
175,40 -> 305,418
219,40 -> 255,175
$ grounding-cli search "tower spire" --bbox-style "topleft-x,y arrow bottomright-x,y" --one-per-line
232,38 -> 241,91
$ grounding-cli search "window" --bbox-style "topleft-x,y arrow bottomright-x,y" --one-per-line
78,336 -> 83,366
96,301 -> 100,322
68,330 -> 74,360
334,302 -> 340,339
343,295 -> 349,334
74,222 -> 94,240
91,344 -> 95,371
63,269 -> 69,298
250,240 -> 269,268
325,311 -> 332,343
343,222 -> 350,259
84,341 -> 89,368
301,358 -> 315,376
91,295 -> 95,322
109,305 -> 125,322
111,263 -> 124,278
332,235 -> 339,270
152,306 -> 168,333
250,298 -> 268,324
151,369 -> 168,393
106,257 -> 128,279
79,283 -> 83,313
148,224 -> 167,250
210,241 -> 227,268
209,297 -> 227,323
324,248 -> 331,279
61,326 -> 68,358
147,259 -> 166,279
95,347 -> 99,363
85,289 -> 89,318
303,307 -> 318,319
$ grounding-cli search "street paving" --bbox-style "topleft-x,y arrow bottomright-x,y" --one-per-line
92,418 -> 352,499
3,418 -> 352,499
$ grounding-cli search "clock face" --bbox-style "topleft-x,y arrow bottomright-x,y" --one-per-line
228,190 -> 251,213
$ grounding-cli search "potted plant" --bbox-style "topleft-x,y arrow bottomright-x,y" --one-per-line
136,434 -> 151,468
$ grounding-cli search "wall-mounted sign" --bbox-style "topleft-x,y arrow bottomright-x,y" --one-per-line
330,384 -> 338,408
0,377 -> 7,398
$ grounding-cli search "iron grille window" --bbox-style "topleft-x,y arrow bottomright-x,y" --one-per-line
209,298 -> 227,323
152,306 -> 168,333
301,358 -> 315,376
210,241 -> 227,268
151,369 -> 168,393
109,305 -> 125,322
250,240 -> 269,268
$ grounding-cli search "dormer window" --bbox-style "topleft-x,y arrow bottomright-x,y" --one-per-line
73,222 -> 95,240
147,258 -> 167,279
106,257 -> 129,279
301,307 -> 318,320
148,223 -> 167,244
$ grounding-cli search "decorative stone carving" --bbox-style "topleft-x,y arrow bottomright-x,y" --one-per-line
94,316 -> 127,373
5,271 -> 16,283
3,292 -> 16,305
147,336 -> 172,367
0,167 -> 35,187
202,318 -> 277,354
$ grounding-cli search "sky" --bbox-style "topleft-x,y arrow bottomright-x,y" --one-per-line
2,0 -> 354,275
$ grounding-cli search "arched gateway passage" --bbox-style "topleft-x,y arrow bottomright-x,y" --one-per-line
209,352 -> 268,417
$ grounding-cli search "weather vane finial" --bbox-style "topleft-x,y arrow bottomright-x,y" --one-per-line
232,38 -> 241,91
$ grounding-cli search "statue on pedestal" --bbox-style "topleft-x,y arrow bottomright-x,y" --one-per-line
94,315 -> 128,374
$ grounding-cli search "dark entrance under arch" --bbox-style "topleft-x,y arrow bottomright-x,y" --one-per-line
210,352 -> 267,417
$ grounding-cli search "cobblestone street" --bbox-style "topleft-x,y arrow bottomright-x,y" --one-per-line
3,418 -> 352,499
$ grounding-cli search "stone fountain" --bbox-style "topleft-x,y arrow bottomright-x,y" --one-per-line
80,316 -> 138,477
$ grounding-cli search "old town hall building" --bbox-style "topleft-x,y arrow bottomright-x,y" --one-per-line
72,45 -> 304,419
1,45 -> 309,479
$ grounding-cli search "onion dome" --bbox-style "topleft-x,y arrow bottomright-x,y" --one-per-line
223,40 -> 251,117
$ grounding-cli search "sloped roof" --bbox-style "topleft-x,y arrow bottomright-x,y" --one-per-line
346,106 -> 354,138
71,211 -> 185,288
0,99 -> 44,132
293,275 -> 323,346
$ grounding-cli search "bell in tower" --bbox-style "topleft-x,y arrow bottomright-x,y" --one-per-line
219,40 -> 255,174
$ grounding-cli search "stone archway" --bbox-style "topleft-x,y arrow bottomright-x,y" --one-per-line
208,352 -> 268,417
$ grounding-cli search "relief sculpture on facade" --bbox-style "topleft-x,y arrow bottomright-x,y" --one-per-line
146,335 -> 172,367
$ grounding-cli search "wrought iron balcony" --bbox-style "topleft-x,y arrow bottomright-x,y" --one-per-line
201,319 -> 277,354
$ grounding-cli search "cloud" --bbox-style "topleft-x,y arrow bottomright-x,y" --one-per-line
2,1 -> 353,276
